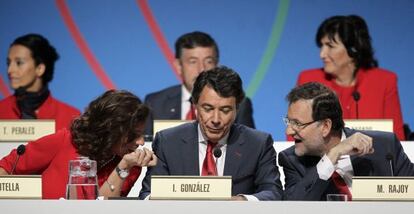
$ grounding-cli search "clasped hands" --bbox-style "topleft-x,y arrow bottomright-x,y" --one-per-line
119,148 -> 158,170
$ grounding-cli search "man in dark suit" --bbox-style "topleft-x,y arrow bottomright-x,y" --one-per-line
139,66 -> 282,200
144,31 -> 255,136
278,82 -> 414,201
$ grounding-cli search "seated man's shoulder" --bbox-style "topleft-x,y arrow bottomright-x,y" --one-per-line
145,85 -> 181,102
277,145 -> 297,163
346,128 -> 396,141
346,128 -> 399,152
157,122 -> 196,137
235,124 -> 271,142
281,145 -> 296,155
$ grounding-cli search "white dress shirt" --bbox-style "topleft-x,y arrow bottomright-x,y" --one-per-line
197,124 -> 227,176
316,131 -> 354,191
181,85 -> 192,120
197,124 -> 258,201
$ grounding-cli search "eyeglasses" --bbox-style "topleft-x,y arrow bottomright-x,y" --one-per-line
283,117 -> 319,131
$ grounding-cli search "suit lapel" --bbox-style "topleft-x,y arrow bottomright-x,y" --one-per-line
180,122 -> 200,175
224,125 -> 244,176
164,86 -> 181,119
351,156 -> 374,176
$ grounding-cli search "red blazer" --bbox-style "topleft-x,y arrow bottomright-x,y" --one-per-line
0,129 -> 141,199
297,67 -> 405,140
0,94 -> 81,131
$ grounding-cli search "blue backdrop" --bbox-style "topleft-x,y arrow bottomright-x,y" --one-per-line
1,0 -> 413,140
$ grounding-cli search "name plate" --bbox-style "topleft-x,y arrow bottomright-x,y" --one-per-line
153,120 -> 192,136
0,120 -> 55,142
150,176 -> 232,200
352,176 -> 414,201
344,119 -> 393,133
0,175 -> 42,199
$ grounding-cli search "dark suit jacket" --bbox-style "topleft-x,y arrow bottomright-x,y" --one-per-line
278,128 -> 414,201
139,122 -> 283,200
144,85 -> 255,136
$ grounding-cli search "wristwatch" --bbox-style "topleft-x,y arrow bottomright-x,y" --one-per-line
115,166 -> 129,179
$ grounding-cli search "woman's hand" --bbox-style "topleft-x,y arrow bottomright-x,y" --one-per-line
118,148 -> 157,170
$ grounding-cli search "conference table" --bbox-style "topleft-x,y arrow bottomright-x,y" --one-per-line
1,141 -> 414,197
127,141 -> 414,196
1,200 -> 413,214
1,142 -> 414,214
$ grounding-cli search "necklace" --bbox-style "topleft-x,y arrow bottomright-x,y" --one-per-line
99,155 -> 116,169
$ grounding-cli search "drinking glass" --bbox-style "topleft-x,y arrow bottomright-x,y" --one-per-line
66,157 -> 98,200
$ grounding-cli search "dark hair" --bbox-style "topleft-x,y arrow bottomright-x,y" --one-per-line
11,34 -> 59,85
286,82 -> 344,133
71,90 -> 149,165
316,15 -> 378,69
175,31 -> 219,60
191,66 -> 245,106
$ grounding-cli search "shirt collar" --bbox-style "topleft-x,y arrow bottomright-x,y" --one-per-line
337,130 -> 353,175
181,85 -> 191,103
197,123 -> 229,146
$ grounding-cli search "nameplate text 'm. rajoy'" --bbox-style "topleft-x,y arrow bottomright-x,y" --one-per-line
352,176 -> 414,201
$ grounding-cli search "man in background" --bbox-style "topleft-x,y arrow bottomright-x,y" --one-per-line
144,31 -> 255,137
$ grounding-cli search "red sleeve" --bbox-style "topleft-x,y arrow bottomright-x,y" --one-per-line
297,71 -> 306,86
296,69 -> 324,86
53,103 -> 80,131
0,149 -> 18,173
384,74 -> 405,140
120,166 -> 142,197
0,130 -> 68,174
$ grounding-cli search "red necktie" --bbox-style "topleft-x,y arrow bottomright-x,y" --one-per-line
332,171 -> 352,201
185,104 -> 196,120
201,142 -> 217,176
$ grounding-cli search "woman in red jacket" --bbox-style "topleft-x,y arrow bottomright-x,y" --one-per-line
297,15 -> 405,140
0,34 -> 80,131
0,90 -> 157,199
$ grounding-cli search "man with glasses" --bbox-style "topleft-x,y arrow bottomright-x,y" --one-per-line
278,82 -> 414,200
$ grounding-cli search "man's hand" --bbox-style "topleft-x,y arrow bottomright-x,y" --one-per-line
327,132 -> 374,164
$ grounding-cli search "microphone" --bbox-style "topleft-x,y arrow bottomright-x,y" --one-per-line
11,144 -> 26,175
213,146 -> 222,176
213,147 -> 222,159
352,91 -> 360,119
386,153 -> 394,176
352,91 -> 360,101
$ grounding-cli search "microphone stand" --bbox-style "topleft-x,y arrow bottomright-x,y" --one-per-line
352,91 -> 360,119
11,144 -> 26,175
